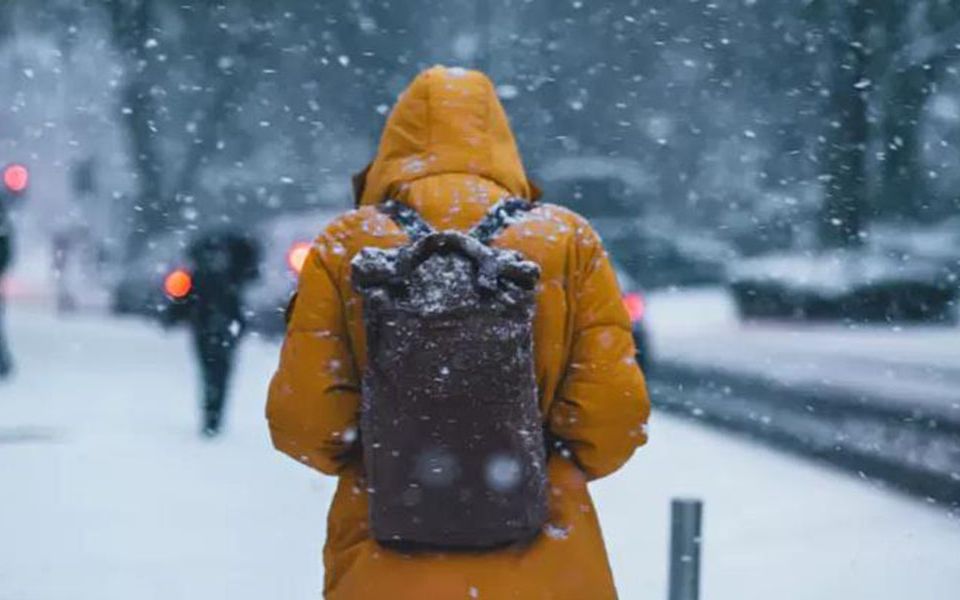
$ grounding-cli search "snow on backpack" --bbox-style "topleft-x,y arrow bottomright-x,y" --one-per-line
350,199 -> 548,549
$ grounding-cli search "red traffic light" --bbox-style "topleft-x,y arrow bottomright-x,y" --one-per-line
3,164 -> 29,194
164,269 -> 193,300
287,241 -> 312,275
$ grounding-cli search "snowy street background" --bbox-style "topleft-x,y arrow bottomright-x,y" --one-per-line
2,298 -> 959,600
4,1 -> 960,598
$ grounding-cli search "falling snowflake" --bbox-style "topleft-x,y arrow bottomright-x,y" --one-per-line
543,523 -> 571,540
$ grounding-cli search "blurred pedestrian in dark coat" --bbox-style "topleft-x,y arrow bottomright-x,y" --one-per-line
0,204 -> 12,378
167,229 -> 260,436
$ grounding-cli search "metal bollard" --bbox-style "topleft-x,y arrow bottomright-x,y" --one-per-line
668,498 -> 703,600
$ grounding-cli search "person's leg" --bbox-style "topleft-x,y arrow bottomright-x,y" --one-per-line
193,328 -> 219,435
0,291 -> 12,378
196,329 -> 235,436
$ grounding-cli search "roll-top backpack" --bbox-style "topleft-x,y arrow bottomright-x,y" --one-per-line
350,199 -> 548,550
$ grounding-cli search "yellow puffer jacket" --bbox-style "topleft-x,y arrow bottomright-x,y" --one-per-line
267,66 -> 650,599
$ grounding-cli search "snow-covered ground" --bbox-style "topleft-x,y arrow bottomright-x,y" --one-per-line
645,287 -> 960,416
1,305 -> 958,599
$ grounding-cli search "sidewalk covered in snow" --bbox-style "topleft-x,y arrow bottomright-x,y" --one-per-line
2,305 -> 958,599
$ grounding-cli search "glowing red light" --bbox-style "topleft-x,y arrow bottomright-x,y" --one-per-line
287,241 -> 312,274
622,292 -> 645,322
164,269 -> 193,299
3,164 -> 29,193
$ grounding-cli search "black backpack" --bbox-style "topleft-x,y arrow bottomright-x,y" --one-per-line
351,199 -> 548,549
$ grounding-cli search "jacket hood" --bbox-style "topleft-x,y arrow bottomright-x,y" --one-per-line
357,66 -> 536,207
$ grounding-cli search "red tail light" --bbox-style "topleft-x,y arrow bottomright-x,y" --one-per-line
164,269 -> 193,300
287,241 -> 312,275
622,292 -> 645,322
3,163 -> 29,194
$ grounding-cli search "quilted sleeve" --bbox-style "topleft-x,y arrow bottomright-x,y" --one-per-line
266,227 -> 362,475
548,221 -> 650,480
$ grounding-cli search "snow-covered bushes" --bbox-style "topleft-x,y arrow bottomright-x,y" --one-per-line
728,248 -> 958,323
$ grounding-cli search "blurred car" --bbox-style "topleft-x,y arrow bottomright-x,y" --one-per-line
245,208 -> 340,336
537,155 -> 729,288
614,264 -> 652,372
111,209 -> 340,333
728,248 -> 958,324
111,231 -> 192,318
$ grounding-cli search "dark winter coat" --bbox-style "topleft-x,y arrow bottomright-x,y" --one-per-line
179,230 -> 260,332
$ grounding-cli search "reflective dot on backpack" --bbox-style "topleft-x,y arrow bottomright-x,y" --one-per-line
415,448 -> 459,487
485,454 -> 522,492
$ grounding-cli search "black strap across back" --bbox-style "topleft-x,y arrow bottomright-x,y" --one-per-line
379,198 -> 533,244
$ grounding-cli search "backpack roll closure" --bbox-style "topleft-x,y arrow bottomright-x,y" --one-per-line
351,199 -> 548,550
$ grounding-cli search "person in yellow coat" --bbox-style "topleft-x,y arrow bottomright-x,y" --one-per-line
267,66 -> 649,599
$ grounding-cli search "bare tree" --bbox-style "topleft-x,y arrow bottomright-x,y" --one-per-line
103,0 -> 165,254
817,0 -> 872,248
878,0 -> 960,222
102,1 -> 271,255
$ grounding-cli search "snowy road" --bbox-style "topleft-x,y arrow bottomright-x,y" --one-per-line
2,306 -> 959,599
645,287 -> 960,505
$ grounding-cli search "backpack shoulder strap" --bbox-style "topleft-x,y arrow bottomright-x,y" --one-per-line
379,199 -> 435,242
469,198 -> 533,245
